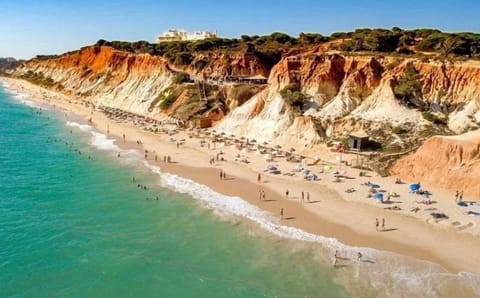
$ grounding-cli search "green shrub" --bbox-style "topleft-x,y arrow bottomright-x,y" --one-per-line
159,93 -> 177,110
172,72 -> 190,84
279,83 -> 306,109
386,59 -> 400,71
422,111 -> 446,124
174,52 -> 193,65
19,71 -> 56,87
394,63 -> 422,102
231,84 -> 257,104
422,111 -> 436,122
392,126 -> 407,134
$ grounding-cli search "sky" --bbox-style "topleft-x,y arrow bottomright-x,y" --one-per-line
0,0 -> 479,59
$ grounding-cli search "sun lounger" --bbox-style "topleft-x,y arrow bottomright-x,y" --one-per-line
467,211 -> 480,217
385,206 -> 401,211
430,212 -> 449,219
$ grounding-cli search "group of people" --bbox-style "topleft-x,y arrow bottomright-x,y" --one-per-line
300,191 -> 311,203
219,170 -> 227,180
258,189 -> 266,201
333,250 -> 364,267
375,218 -> 386,232
284,188 -> 311,203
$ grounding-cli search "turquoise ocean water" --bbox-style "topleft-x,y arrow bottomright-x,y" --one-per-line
2,83 -> 480,298
0,86 -> 353,297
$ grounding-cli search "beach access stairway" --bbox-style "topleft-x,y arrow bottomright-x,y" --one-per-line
367,145 -> 421,177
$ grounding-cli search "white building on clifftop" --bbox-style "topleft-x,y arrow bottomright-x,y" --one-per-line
157,29 -> 217,42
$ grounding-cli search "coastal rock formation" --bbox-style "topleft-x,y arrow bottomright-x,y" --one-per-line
15,46 -> 173,116
12,45 -> 480,151
391,130 -> 480,198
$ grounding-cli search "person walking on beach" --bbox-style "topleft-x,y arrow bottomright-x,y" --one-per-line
123,133 -> 126,142
259,189 -> 262,200
306,192 -> 310,203
262,190 -> 265,201
381,218 -> 385,231
333,250 -> 339,267
280,208 -> 284,220
257,173 -> 261,183
301,191 -> 304,202
455,190 -> 459,202
285,189 -> 289,198
357,252 -> 362,261
219,170 -> 223,180
155,155 -> 158,162
375,218 -> 379,232
459,191 -> 464,202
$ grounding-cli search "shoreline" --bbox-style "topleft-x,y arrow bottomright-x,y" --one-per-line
2,77 -> 480,277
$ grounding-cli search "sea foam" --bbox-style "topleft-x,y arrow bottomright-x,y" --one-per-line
2,86 -> 46,109
80,127 -> 480,297
90,131 -> 120,151
66,121 -> 92,132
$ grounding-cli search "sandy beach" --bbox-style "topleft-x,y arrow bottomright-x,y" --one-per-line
3,77 -> 480,276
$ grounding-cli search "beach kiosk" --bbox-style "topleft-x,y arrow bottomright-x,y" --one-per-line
194,118 -> 213,128
348,130 -> 369,151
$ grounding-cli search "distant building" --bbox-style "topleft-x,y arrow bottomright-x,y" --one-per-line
157,29 -> 217,42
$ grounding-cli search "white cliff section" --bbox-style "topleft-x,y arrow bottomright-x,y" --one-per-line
217,91 -> 322,149
95,72 -> 172,116
351,80 -> 425,124
275,116 -> 322,149
306,85 -> 358,119
216,91 -> 292,143
20,63 -> 173,117
448,98 -> 480,133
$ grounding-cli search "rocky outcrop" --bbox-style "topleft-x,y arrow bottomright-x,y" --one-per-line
390,130 -> 480,198
11,45 -> 480,155
186,52 -> 271,78
15,46 -> 173,116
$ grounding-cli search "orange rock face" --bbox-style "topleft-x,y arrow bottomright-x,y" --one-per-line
28,46 -> 170,76
391,131 -> 480,199
268,53 -> 480,107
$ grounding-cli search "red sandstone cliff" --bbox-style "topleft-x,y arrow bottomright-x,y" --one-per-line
391,130 -> 480,199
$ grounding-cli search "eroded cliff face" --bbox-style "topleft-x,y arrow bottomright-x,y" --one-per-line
13,46 -> 480,153
266,54 -> 480,128
15,46 -> 173,116
186,52 -> 271,78
391,130 -> 480,198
